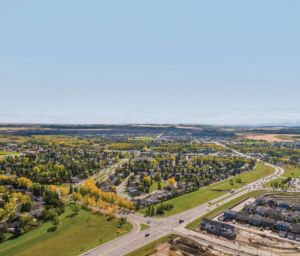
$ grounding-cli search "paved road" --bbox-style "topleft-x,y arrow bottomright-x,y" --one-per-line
78,143 -> 284,256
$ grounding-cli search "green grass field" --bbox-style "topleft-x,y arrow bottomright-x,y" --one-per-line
140,223 -> 150,231
0,151 -> 20,158
281,164 -> 300,178
0,203 -> 133,256
213,163 -> 274,190
138,163 -> 274,217
149,182 -> 167,193
130,137 -> 154,141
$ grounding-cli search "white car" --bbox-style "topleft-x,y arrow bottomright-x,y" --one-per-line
85,251 -> 90,255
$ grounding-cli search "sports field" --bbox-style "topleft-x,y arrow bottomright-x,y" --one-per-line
0,203 -> 133,256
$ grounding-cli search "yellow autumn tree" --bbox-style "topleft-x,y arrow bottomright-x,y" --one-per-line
16,177 -> 32,188
60,187 -> 68,197
48,185 -> 57,192
167,177 -> 176,186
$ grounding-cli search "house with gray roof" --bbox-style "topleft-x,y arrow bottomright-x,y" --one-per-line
248,214 -> 262,226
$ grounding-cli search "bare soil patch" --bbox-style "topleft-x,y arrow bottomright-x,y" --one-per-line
236,133 -> 299,142
176,126 -> 204,130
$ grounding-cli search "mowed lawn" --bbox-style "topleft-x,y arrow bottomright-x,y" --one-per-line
0,203 -> 133,256
138,163 -> 274,217
281,164 -> 300,178
213,163 -> 274,190
149,182 -> 167,193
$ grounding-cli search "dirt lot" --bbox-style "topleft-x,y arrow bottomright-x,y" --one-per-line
236,133 -> 299,142
151,237 -> 220,256
236,229 -> 300,255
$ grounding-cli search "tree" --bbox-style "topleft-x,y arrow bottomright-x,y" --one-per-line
158,182 -> 161,190
111,186 -> 117,192
167,177 -> 176,186
72,192 -> 82,204
69,184 -> 73,194
16,177 -> 32,189
72,204 -> 81,215
143,177 -> 151,187
60,187 -> 68,197
52,216 -> 60,228
19,215 -> 33,232
230,179 -> 234,186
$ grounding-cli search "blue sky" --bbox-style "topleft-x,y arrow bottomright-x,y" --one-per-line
1,1 -> 299,125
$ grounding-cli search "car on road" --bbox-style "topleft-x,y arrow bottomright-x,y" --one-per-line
145,233 -> 150,237
216,204 -> 219,206
85,251 -> 90,255
208,202 -> 211,204
207,209 -> 210,211
208,245 -> 214,249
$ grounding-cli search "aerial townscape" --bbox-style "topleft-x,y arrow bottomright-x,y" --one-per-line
1,1 -> 298,255
1,125 -> 300,256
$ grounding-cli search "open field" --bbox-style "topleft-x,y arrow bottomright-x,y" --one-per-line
281,164 -> 300,178
187,190 -> 300,230
149,182 -> 168,193
0,202 -> 133,256
138,163 -> 273,217
214,163 -> 274,190
237,133 -> 300,142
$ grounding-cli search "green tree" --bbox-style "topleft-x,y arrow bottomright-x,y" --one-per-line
52,216 -> 60,228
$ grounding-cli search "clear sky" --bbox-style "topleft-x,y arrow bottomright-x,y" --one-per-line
1,1 -> 299,125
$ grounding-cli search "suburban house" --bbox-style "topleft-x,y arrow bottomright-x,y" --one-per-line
267,199 -> 278,207
30,209 -> 43,218
291,223 -> 300,235
279,201 -> 291,209
279,231 -> 287,238
261,217 -> 276,229
133,157 -> 153,162
283,213 -> 298,223
224,210 -> 237,219
255,206 -> 269,217
244,204 -> 257,214
266,209 -> 282,220
287,232 -> 295,240
236,212 -> 249,222
200,218 -> 236,239
276,221 -> 291,231
248,214 -> 262,226
292,203 -> 300,211
256,197 -> 266,205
